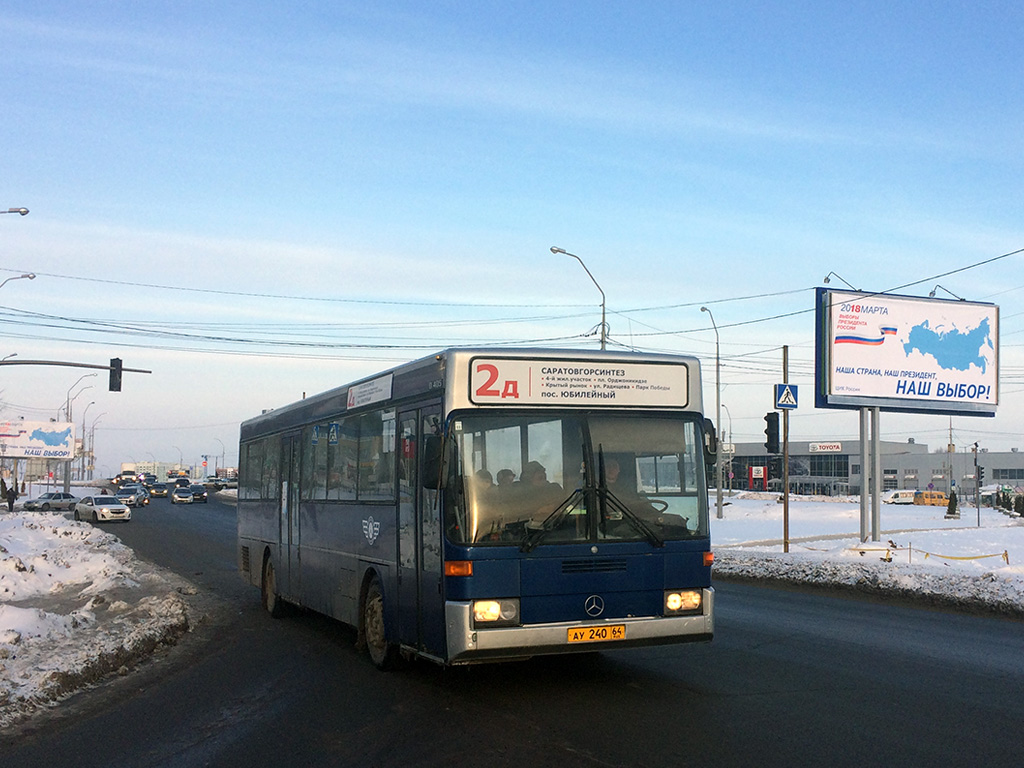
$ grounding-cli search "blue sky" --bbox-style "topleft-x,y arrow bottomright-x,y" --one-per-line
1,2 -> 1022,476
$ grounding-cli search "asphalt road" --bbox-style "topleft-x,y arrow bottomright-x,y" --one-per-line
4,494 -> 1024,767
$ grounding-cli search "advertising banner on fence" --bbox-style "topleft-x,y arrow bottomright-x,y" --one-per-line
0,421 -> 76,459
815,288 -> 998,416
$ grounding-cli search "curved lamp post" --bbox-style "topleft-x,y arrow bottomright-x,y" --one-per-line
89,413 -> 106,481
550,246 -> 607,349
214,437 -> 225,475
0,273 -> 35,290
701,306 -> 723,519
1,208 -> 29,216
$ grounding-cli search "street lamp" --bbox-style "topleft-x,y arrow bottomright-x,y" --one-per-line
1,208 -> 29,216
64,372 -> 97,421
172,445 -> 183,469
928,284 -> 965,301
0,273 -> 36,290
80,402 -> 96,480
701,306 -> 723,519
89,413 -> 106,481
214,437 -> 225,475
64,373 -> 97,421
822,272 -> 858,290
550,246 -> 607,349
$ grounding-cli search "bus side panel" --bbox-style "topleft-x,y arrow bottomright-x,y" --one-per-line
237,499 -> 279,588
296,501 -> 398,628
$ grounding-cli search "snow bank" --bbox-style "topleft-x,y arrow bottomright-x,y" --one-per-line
0,513 -> 196,727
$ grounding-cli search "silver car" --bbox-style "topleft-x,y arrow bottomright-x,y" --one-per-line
74,495 -> 132,523
23,492 -> 79,512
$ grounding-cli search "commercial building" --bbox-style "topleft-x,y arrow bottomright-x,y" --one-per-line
727,439 -> 1024,498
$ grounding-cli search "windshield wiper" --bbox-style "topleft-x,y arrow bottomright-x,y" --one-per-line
602,489 -> 664,548
520,488 -> 584,552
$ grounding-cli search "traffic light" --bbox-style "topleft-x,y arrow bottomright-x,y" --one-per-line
109,357 -> 123,392
764,411 -> 780,454
977,466 -> 985,484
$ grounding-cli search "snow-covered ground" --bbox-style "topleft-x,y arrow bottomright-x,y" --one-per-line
713,492 -> 1024,615
1,506 -> 196,728
2,490 -> 1023,728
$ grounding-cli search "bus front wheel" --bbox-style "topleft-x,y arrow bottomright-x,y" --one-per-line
363,577 -> 396,670
261,555 -> 286,618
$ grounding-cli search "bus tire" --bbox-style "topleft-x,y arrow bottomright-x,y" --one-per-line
363,577 -> 396,670
261,555 -> 286,618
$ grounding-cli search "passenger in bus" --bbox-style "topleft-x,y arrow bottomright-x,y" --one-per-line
496,468 -> 515,487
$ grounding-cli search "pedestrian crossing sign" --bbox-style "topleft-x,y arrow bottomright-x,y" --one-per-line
775,384 -> 798,410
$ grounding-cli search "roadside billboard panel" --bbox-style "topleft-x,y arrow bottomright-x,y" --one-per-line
814,288 -> 998,416
0,421 -> 77,459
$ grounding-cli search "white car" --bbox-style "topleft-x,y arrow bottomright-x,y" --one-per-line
74,495 -> 132,523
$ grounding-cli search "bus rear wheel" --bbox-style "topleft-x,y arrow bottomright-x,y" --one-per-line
363,577 -> 396,670
261,555 -> 286,618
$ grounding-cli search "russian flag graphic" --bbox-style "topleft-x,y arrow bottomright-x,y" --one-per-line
835,326 -> 897,345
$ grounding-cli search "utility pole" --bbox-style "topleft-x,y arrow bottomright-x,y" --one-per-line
782,345 -> 790,553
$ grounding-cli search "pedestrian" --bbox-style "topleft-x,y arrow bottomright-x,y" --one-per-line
6,485 -> 17,512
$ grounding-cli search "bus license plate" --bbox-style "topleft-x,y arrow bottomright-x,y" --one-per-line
567,625 -> 626,644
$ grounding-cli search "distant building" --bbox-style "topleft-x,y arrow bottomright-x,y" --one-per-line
727,438 -> 1024,497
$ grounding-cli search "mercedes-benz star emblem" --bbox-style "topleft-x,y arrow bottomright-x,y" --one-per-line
584,594 -> 605,617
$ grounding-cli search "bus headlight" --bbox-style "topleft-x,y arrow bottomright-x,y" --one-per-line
664,590 -> 702,614
472,598 -> 520,628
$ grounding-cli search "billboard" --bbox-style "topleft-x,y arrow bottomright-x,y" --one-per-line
815,288 -> 998,416
0,421 -> 77,459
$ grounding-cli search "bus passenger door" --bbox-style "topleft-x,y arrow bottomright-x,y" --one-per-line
279,434 -> 301,599
397,406 -> 446,658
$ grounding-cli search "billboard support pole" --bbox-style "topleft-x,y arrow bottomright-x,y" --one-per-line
871,406 -> 882,541
859,408 -> 869,542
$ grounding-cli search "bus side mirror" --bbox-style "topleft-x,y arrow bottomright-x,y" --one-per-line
703,418 -> 718,463
422,435 -> 452,490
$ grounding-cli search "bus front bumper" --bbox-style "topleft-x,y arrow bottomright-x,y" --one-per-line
445,587 -> 714,664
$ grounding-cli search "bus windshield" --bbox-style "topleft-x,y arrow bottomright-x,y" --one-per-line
448,412 -> 709,546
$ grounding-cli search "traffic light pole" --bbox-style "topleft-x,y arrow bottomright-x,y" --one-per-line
0,359 -> 150,380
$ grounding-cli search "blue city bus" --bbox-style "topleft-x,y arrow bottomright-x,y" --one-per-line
237,348 -> 716,667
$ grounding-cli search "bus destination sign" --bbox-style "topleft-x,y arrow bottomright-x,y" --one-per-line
469,358 -> 689,407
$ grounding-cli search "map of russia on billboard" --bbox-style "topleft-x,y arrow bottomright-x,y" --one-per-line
814,288 -> 998,417
0,421 -> 77,459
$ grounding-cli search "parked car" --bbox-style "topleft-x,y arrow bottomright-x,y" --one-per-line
170,486 -> 193,504
23,492 -> 79,512
74,495 -> 131,523
203,476 -> 225,491
188,484 -> 209,503
149,482 -> 169,498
